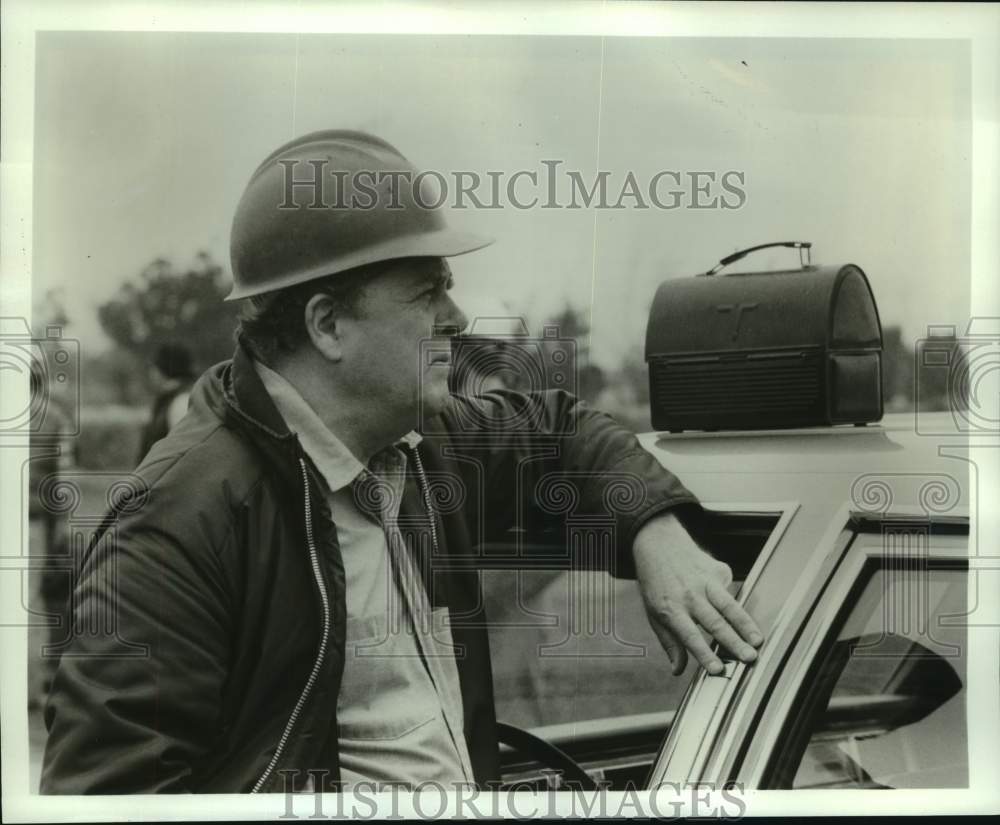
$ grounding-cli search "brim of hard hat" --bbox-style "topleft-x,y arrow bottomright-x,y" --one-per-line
225,229 -> 494,301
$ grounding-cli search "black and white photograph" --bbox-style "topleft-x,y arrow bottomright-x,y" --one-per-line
1,1 -> 998,820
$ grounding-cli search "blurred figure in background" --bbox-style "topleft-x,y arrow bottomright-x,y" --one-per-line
27,361 -> 76,710
137,343 -> 195,463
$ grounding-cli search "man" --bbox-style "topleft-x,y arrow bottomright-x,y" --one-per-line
136,342 -> 196,463
41,130 -> 762,794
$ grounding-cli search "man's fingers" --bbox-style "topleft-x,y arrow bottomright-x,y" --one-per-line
706,579 -> 764,648
711,559 -> 734,588
691,599 -> 758,664
650,621 -> 688,676
665,611 -> 725,675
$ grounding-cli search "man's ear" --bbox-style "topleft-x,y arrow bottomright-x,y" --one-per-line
303,292 -> 345,362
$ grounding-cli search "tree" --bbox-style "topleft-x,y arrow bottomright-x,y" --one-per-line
882,325 -> 915,411
543,303 -> 607,403
97,252 -> 240,386
619,344 -> 650,408
32,288 -> 69,336
545,304 -> 592,344
80,347 -> 151,407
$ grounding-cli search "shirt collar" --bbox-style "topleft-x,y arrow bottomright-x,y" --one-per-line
253,359 -> 422,492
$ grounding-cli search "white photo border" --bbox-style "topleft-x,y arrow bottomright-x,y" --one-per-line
2,1 -> 997,820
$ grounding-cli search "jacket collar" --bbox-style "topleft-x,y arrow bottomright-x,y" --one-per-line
219,340 -> 426,495
217,340 -> 315,498
223,340 -> 297,441
253,358 -> 366,492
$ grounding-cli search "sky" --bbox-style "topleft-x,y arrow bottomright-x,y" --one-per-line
32,32 -> 971,369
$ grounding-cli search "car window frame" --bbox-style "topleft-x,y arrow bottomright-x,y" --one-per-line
641,500 -> 799,786
728,513 -> 969,789
646,503 -> 968,789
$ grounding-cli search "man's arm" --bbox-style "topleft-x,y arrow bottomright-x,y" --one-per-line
441,388 -> 700,559
439,388 -> 762,671
40,496 -> 232,793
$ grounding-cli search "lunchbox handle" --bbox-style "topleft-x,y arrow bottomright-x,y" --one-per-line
701,241 -> 812,276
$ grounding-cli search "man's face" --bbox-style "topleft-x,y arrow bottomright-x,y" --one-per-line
337,257 -> 469,426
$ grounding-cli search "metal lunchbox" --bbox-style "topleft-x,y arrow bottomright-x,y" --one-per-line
645,242 -> 884,432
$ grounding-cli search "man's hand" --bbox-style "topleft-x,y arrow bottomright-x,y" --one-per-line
632,513 -> 763,676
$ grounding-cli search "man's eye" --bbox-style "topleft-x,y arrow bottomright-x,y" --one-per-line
416,275 -> 452,302
427,279 -> 452,298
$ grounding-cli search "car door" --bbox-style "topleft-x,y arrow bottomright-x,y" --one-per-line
648,512 -> 970,789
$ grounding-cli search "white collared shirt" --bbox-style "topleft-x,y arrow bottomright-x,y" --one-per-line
254,361 -> 474,787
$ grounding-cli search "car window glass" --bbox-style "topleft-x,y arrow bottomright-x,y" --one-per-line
775,565 -> 967,789
487,510 -> 781,729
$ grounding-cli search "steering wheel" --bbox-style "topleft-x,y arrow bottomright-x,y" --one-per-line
495,722 -> 599,790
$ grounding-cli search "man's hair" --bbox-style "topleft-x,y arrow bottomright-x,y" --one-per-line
236,258 -> 418,365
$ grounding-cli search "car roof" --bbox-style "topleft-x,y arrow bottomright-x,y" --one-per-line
637,412 -> 971,520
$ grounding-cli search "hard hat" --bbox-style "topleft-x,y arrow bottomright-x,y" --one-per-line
227,129 -> 493,300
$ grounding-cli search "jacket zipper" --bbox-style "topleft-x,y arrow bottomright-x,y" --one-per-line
409,445 -> 441,557
251,458 -> 332,793
252,445 -> 438,792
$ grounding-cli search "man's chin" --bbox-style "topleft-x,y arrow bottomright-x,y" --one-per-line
419,380 -> 452,420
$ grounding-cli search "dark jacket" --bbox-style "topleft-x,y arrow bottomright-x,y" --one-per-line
41,344 -> 701,794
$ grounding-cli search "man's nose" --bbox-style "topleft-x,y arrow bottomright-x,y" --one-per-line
437,295 -> 469,337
